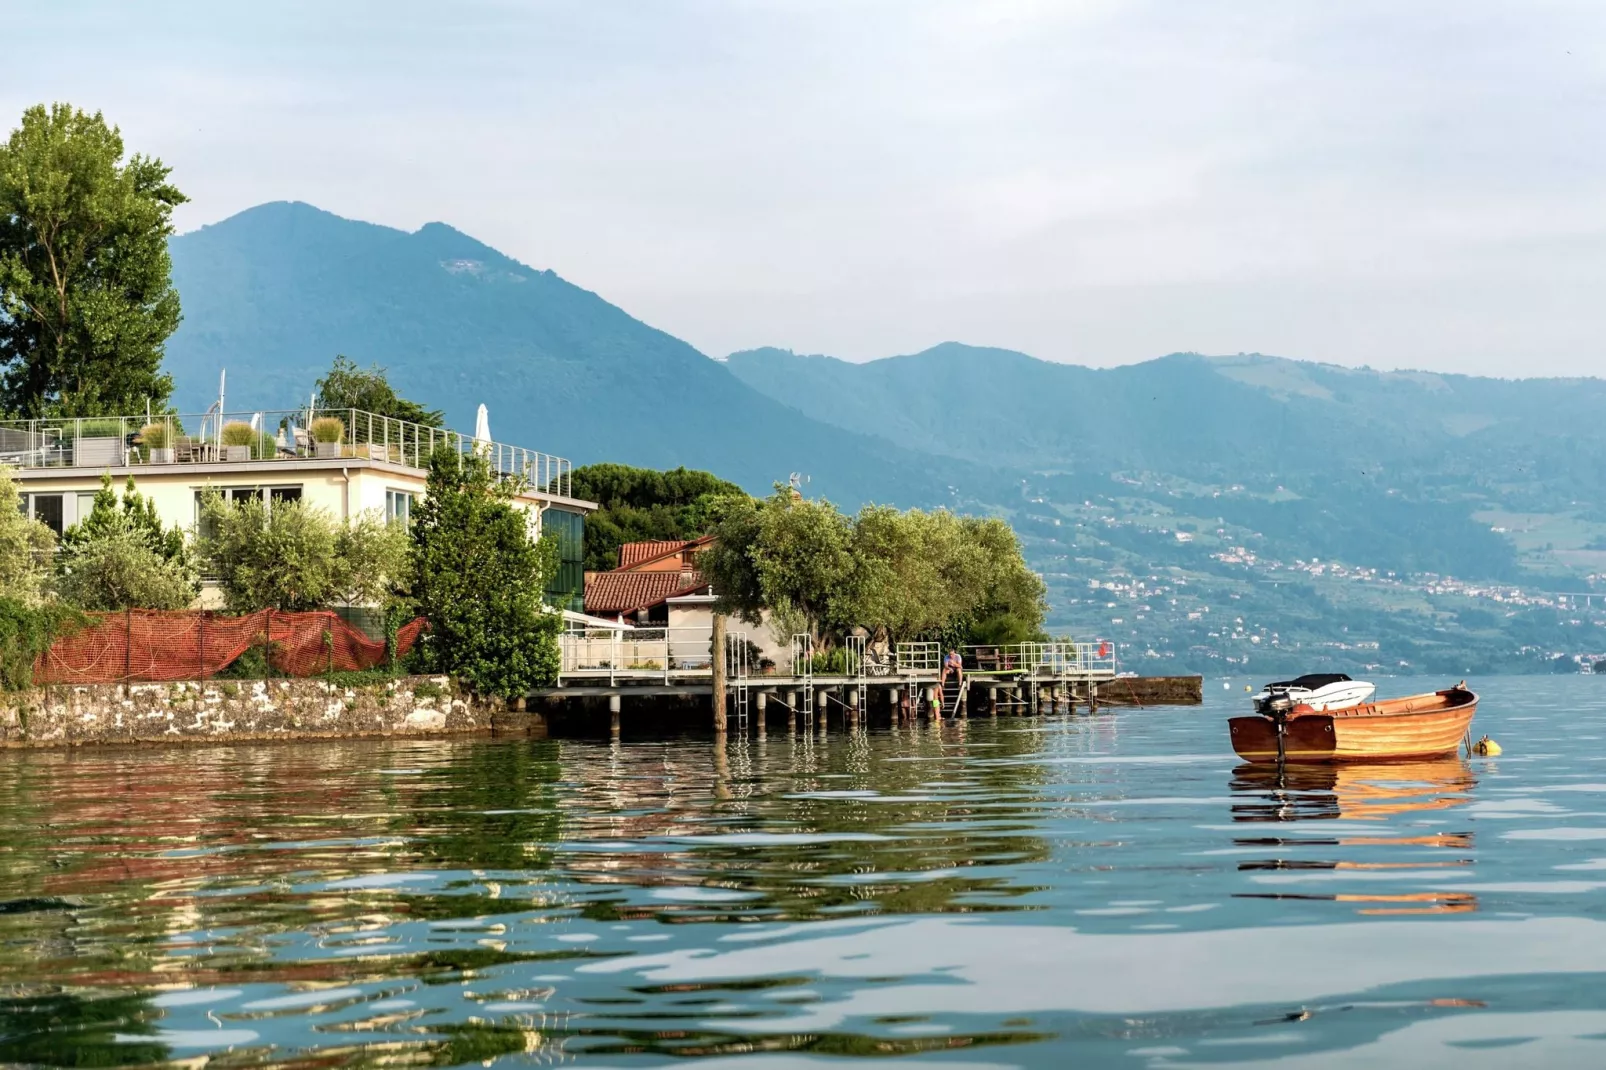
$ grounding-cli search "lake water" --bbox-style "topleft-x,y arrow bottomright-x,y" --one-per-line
4,675 -> 1606,1068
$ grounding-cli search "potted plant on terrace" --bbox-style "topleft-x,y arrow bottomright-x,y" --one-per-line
310,416 -> 346,458
220,421 -> 257,462
141,422 -> 175,464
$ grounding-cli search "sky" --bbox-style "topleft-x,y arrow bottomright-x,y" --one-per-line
7,0 -> 1606,377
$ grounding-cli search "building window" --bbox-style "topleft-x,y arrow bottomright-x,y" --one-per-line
194,485 -> 305,529
385,489 -> 413,527
542,507 -> 585,612
29,494 -> 64,536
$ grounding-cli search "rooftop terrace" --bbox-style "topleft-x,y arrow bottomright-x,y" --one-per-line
0,408 -> 573,498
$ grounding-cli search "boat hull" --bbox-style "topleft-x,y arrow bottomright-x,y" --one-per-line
1229,687 -> 1478,763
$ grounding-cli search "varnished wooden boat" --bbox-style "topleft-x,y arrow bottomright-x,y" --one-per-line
1229,684 -> 1477,763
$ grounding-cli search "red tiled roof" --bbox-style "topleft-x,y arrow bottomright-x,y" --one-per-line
617,535 -> 716,571
584,570 -> 709,614
618,540 -> 688,569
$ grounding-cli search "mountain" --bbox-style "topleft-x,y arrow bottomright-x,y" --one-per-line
728,344 -> 1606,674
164,202 -> 972,508
726,343 -> 1606,504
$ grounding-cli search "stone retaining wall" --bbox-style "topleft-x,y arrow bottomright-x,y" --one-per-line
0,676 -> 531,748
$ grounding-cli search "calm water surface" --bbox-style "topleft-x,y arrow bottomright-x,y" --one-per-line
5,676 -> 1606,1068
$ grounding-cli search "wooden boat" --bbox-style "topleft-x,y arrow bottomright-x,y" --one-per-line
1228,683 -> 1478,763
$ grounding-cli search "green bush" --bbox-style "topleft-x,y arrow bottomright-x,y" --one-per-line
0,598 -> 85,692
220,422 -> 277,458
63,418 -> 126,439
196,491 -> 409,613
138,422 -> 170,449
0,466 -> 55,605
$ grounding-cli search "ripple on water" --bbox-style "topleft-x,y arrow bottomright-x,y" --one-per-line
0,676 -> 1604,1066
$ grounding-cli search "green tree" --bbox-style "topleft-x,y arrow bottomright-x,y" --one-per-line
570,463 -> 744,570
315,355 -> 444,427
61,473 -> 187,564
0,103 -> 185,416
196,493 -> 408,613
410,447 -> 560,697
702,486 -> 860,645
0,465 -> 53,604
56,526 -> 196,611
704,489 -> 1047,648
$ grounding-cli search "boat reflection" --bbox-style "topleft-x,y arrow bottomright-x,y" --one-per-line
1229,759 -> 1478,915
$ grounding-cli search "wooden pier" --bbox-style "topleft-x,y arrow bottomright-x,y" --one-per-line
530,632 -> 1181,730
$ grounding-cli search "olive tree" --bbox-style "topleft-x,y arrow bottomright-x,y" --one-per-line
196,492 -> 409,613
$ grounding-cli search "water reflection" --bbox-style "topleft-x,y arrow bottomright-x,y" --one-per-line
1230,759 -> 1478,915
4,679 -> 1606,1066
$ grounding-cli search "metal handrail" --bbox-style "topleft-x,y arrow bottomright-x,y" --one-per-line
0,408 -> 572,498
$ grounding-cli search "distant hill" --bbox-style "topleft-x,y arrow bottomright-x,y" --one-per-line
164,202 -> 969,507
158,203 -> 1606,672
726,343 -> 1606,505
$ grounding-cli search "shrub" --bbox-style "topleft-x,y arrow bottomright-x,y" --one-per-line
64,418 -> 126,439
196,492 -> 409,613
220,421 -> 255,446
0,466 -> 54,605
221,422 -> 277,459
139,422 -> 170,449
0,597 -> 85,692
56,527 -> 197,610
310,416 -> 345,445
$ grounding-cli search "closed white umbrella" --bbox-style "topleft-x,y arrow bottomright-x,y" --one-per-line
474,404 -> 491,457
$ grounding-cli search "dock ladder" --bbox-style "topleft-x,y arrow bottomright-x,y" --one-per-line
727,630 -> 750,731
791,633 -> 815,728
844,634 -> 868,720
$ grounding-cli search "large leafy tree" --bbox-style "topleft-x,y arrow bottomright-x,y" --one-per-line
570,463 -> 743,570
409,447 -> 560,697
0,103 -> 186,416
704,488 -> 1047,648
702,487 -> 861,644
315,355 -> 445,427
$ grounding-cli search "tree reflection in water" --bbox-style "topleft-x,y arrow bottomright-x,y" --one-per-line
0,719 -> 1057,1065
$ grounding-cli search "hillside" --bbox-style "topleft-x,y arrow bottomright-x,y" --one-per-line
726,344 -> 1606,505
729,344 -> 1606,674
164,203 -> 971,508
157,205 -> 1606,674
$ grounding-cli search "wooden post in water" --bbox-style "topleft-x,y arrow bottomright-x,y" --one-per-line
756,691 -> 767,738
609,694 -> 621,738
711,613 -> 728,733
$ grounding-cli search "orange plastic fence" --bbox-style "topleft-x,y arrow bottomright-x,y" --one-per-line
34,609 -> 428,684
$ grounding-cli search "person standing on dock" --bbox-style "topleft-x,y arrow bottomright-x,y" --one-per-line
940,649 -> 964,715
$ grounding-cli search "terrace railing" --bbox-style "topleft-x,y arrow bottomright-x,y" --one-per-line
0,409 -> 572,498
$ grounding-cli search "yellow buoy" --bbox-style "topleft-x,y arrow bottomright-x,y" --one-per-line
1472,736 -> 1502,757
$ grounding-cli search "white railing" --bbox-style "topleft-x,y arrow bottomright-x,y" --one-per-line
554,633 -> 1117,681
559,627 -> 714,682
0,408 -> 572,498
964,640 -> 1117,676
895,642 -> 940,675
